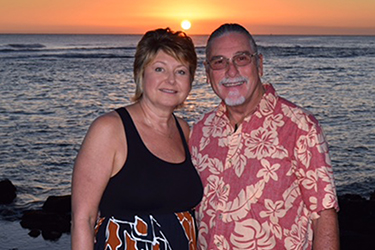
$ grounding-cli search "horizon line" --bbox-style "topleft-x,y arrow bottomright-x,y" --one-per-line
1,32 -> 375,36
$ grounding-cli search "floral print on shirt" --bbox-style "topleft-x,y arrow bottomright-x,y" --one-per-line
189,83 -> 339,250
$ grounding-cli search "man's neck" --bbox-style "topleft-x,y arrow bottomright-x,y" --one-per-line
226,83 -> 265,127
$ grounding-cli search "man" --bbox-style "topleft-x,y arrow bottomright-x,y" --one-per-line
189,23 -> 339,250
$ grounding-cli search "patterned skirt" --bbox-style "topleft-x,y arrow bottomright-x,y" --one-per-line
94,211 -> 197,250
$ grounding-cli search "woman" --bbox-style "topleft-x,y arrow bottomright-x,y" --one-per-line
71,28 -> 203,250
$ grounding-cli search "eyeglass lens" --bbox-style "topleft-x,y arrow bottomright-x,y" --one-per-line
209,53 -> 255,70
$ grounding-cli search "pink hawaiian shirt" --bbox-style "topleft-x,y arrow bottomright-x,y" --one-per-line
189,83 -> 339,250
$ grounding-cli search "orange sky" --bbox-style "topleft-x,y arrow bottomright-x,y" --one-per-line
0,0 -> 374,35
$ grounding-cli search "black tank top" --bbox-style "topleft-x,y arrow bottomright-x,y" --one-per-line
99,107 -> 203,218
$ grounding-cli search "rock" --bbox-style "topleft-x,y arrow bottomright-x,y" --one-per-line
28,229 -> 41,238
42,195 -> 71,214
370,190 -> 375,201
20,210 -> 71,233
20,195 -> 71,241
340,193 -> 366,201
0,179 -> 17,204
340,229 -> 374,250
338,192 -> 375,249
42,229 -> 62,241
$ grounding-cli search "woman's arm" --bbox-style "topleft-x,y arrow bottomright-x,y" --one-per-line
71,112 -> 125,250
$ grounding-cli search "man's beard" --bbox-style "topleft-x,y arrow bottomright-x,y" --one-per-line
220,77 -> 248,106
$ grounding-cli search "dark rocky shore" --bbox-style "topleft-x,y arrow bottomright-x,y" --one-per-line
0,179 -> 71,241
1,178 -> 375,249
338,192 -> 375,249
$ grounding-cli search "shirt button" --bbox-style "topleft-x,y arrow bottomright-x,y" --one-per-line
219,213 -> 223,219
228,159 -> 232,163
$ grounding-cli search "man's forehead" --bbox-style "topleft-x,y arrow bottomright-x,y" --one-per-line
208,33 -> 252,56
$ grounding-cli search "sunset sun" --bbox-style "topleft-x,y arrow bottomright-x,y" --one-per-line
180,20 -> 191,31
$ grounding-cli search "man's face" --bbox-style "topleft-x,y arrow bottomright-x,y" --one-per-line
205,32 -> 263,107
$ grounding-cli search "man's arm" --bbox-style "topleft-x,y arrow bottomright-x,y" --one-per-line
312,208 -> 340,250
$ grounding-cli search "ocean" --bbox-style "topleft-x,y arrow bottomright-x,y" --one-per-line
0,34 -> 374,248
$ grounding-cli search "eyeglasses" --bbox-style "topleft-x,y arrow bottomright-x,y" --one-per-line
207,52 -> 257,70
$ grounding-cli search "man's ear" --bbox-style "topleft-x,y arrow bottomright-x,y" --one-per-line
257,53 -> 264,77
203,61 -> 211,84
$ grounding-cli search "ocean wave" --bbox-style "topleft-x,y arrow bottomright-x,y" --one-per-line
0,43 -> 137,60
259,45 -> 375,58
0,44 -> 136,59
1,53 -> 133,60
43,53 -> 133,59
3,42 -> 374,59
0,44 -> 136,55
8,43 -> 46,49
0,43 -> 46,53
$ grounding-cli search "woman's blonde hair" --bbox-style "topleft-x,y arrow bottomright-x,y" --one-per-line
132,28 -> 197,101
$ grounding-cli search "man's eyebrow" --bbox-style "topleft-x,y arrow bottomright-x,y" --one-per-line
209,55 -> 224,60
209,51 -> 251,60
234,51 -> 251,55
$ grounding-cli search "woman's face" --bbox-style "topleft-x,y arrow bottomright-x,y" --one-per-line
142,50 -> 191,109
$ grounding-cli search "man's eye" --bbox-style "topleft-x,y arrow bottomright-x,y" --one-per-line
213,59 -> 225,65
234,55 -> 251,65
236,55 -> 249,62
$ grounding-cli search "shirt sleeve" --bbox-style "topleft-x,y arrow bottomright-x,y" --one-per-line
294,114 -> 339,219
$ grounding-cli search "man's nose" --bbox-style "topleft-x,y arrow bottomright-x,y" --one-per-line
226,60 -> 240,77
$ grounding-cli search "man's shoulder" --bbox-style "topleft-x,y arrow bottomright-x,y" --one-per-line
189,107 -> 220,144
276,95 -> 321,128
193,106 -> 219,126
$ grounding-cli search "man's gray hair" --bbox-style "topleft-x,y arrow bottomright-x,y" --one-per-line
206,23 -> 259,62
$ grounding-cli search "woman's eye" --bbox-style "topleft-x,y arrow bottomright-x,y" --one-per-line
177,69 -> 187,75
155,67 -> 164,72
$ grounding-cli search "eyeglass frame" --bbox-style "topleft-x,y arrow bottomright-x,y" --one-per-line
206,51 -> 258,71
